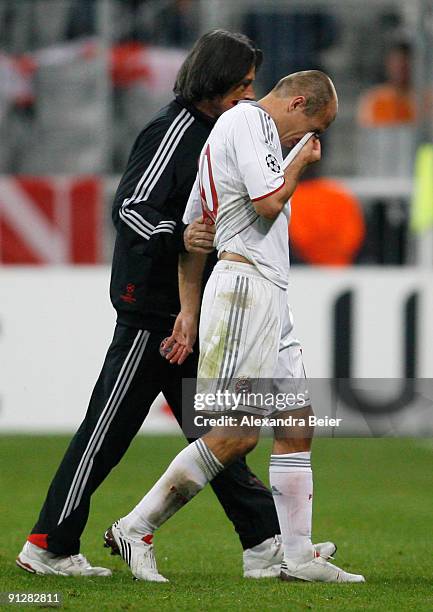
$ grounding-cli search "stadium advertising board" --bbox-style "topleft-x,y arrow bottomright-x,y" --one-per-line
0,267 -> 431,433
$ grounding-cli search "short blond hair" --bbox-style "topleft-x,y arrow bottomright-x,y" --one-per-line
272,70 -> 337,116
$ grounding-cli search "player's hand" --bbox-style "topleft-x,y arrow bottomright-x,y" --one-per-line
295,135 -> 321,167
162,311 -> 197,365
184,216 -> 216,253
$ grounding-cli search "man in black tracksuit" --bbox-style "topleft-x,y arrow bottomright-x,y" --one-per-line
17,30 -> 282,578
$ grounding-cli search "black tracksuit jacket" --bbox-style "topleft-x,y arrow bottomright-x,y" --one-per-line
110,96 -> 216,331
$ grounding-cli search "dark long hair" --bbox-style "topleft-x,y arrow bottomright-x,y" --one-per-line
174,29 -> 262,103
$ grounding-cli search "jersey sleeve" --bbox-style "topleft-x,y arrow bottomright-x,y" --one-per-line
232,107 -> 285,202
183,174 -> 202,224
112,114 -> 193,256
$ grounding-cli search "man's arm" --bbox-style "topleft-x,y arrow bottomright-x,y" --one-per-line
252,136 -> 321,220
163,251 -> 208,365
112,115 -> 204,257
233,108 -> 321,221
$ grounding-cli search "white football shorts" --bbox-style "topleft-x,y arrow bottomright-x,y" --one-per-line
197,260 -> 310,416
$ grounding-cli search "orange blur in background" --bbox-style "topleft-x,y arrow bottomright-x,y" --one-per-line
290,178 -> 366,266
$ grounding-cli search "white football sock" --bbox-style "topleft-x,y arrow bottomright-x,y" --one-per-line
121,439 -> 223,537
269,452 -> 314,564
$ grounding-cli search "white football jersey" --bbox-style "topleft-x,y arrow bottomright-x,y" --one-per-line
184,101 -> 291,289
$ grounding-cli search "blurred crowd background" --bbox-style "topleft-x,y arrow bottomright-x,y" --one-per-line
1,0 -> 433,267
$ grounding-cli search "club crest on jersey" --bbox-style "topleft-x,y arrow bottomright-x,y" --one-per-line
234,377 -> 252,394
266,154 -> 281,173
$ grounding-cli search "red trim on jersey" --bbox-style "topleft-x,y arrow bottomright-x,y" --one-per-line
199,143 -> 219,225
206,144 -> 219,213
251,179 -> 285,202
27,533 -> 48,550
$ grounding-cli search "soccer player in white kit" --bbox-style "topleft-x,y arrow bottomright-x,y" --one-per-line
106,71 -> 365,583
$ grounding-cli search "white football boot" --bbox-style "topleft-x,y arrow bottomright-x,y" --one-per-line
104,520 -> 168,582
280,548 -> 365,583
16,541 -> 112,576
243,535 -> 337,578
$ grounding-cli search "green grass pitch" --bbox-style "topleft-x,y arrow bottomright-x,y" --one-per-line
1,436 -> 432,611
